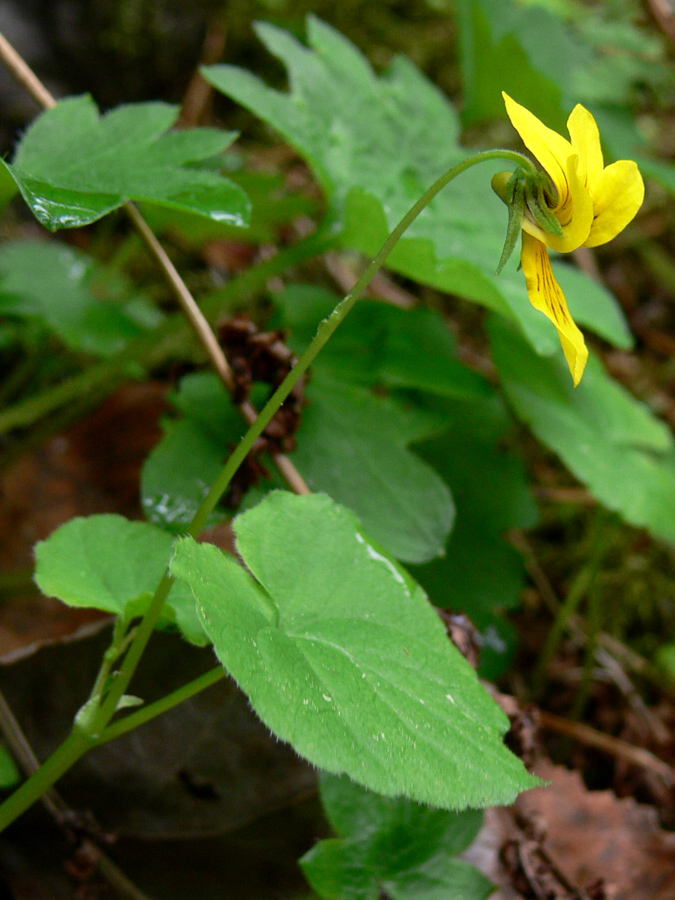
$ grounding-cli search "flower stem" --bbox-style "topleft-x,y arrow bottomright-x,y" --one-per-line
187,148 -> 534,534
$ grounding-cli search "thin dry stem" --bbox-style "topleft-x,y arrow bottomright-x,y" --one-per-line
0,27 -> 310,498
539,709 -> 675,785
0,689 -> 63,821
125,202 -> 236,389
0,31 -> 56,109
274,452 -> 312,494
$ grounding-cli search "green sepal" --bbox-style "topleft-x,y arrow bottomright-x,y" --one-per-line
493,167 -> 563,275
525,171 -> 563,239
492,170 -> 525,275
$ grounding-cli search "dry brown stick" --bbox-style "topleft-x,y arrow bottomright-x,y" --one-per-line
127,207 -> 310,494
125,203 -> 236,388
539,709 -> 675,786
0,31 -> 56,109
178,19 -> 227,128
0,689 -> 63,822
0,28 -> 310,497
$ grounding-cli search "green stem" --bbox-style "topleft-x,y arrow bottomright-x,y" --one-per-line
94,620 -> 132,694
98,667 -> 227,744
188,149 -> 532,534
0,148 -> 532,832
93,573 -> 174,729
0,729 -> 92,832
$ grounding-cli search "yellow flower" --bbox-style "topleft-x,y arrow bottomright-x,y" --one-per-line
501,92 -> 644,385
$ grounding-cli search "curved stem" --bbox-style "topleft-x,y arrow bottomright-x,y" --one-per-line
187,148 -> 532,534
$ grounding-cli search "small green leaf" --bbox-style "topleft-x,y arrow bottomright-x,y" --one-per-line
0,241 -> 162,356
141,373 -> 244,531
292,377 -> 454,563
116,694 -> 144,711
142,419 -> 228,531
170,492 -> 540,810
7,95 -> 250,230
490,317 -> 675,542
34,514 -> 208,646
302,773 -> 493,900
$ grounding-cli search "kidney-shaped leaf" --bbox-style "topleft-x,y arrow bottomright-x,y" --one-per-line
170,492 -> 539,810
34,514 -> 207,645
4,95 -> 250,230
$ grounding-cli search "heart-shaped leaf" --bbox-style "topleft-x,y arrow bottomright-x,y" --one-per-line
170,491 -> 539,810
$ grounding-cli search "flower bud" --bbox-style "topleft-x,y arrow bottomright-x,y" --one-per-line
491,171 -> 513,204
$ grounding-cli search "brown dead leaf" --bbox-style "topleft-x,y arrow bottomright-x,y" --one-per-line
0,383 -> 166,659
517,761 -> 675,900
464,760 -> 675,900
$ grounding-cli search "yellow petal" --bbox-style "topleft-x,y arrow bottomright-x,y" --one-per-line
504,93 -> 594,252
567,104 -> 604,185
502,92 -> 575,203
521,232 -> 589,385
583,159 -> 645,248
521,151 -> 594,253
